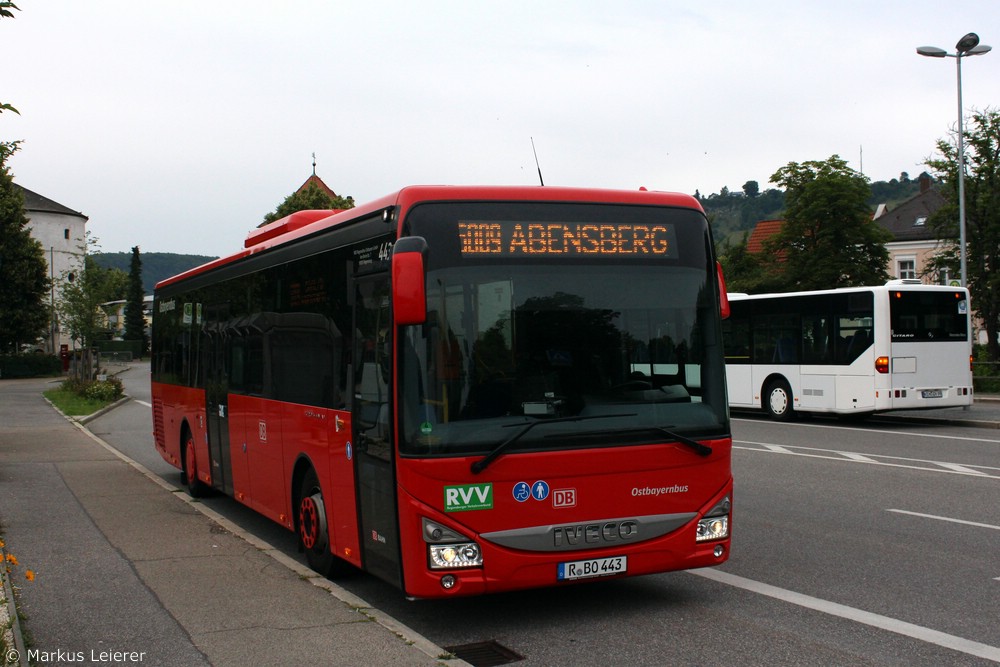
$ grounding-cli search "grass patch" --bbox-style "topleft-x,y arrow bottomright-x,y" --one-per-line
43,386 -> 115,416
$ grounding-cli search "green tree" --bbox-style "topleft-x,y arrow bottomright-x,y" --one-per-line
262,182 -> 355,225
925,108 -> 1000,361
123,245 -> 148,355
0,142 -> 50,353
764,155 -> 890,291
1,3 -> 19,120
717,233 -> 786,294
57,235 -> 128,349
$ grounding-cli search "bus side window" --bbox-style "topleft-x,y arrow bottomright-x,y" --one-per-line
844,329 -> 870,363
773,337 -> 797,363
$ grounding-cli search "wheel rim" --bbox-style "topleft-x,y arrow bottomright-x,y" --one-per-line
299,492 -> 327,551
769,387 -> 788,415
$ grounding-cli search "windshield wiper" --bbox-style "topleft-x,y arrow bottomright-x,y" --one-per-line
655,427 -> 713,457
470,413 -> 637,475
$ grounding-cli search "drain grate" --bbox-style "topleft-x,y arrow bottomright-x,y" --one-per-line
445,640 -> 523,666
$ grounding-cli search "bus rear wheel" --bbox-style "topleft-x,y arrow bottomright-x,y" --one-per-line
183,430 -> 209,498
764,379 -> 794,421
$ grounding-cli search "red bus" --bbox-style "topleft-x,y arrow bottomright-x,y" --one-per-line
151,185 -> 733,598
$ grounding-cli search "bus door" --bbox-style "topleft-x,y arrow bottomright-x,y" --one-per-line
351,274 -> 403,588
203,321 -> 234,495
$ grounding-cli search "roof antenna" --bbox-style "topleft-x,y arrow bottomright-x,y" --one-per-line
531,137 -> 545,186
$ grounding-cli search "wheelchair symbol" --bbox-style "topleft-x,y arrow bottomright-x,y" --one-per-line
513,482 -> 531,502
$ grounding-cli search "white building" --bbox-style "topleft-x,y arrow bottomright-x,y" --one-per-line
16,184 -> 88,353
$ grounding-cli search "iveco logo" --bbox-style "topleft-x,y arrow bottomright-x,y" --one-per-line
553,520 -> 639,547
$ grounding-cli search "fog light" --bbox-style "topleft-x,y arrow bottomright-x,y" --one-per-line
714,545 -> 725,558
441,575 -> 456,589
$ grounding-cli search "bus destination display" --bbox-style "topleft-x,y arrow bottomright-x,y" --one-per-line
458,221 -> 679,258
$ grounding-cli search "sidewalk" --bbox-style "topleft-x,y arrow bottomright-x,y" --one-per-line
0,376 -> 463,667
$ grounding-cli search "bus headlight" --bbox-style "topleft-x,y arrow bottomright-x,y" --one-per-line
696,496 -> 731,542
423,518 -> 483,569
696,516 -> 729,542
429,542 -> 482,569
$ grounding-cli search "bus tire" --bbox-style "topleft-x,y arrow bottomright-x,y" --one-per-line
764,379 -> 794,421
182,428 -> 209,498
297,468 -> 354,578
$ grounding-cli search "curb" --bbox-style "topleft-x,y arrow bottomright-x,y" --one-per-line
0,540 -> 29,667
76,395 -> 131,425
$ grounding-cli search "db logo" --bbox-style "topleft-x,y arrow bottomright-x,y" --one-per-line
553,488 -> 576,508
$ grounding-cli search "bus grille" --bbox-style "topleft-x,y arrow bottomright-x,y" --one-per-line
153,398 -> 165,448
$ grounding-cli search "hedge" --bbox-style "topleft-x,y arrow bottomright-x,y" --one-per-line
0,353 -> 63,379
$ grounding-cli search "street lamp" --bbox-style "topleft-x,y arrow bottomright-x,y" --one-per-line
917,33 -> 991,288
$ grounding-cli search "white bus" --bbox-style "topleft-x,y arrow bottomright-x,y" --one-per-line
723,280 -> 973,420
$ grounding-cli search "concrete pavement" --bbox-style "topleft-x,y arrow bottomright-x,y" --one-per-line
0,375 -> 465,667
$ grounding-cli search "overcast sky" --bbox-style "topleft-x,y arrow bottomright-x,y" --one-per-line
6,1 -> 1000,258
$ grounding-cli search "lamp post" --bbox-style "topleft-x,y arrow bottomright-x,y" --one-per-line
917,33 -> 991,288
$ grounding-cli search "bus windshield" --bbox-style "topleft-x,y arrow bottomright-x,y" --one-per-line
399,202 -> 728,457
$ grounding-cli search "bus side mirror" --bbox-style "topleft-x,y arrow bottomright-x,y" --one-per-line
717,262 -> 730,320
392,236 -> 428,326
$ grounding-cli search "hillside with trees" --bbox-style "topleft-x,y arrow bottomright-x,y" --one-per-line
701,172 -> 926,246
92,252 -> 217,294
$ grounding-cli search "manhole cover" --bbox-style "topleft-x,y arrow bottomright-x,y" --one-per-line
444,640 -> 523,666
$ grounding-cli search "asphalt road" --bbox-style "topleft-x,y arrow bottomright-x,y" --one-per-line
92,364 -> 1000,666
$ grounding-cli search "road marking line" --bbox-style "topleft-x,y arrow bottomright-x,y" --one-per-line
134,400 -> 151,408
935,462 -> 989,476
691,569 -> 1000,663
841,452 -> 878,464
734,441 -> 1000,479
733,415 -> 1000,444
886,509 -> 1000,531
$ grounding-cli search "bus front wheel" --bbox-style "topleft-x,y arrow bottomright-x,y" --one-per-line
297,468 -> 354,578
764,379 -> 794,421
298,468 -> 335,576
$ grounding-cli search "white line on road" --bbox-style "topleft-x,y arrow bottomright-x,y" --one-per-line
935,462 -> 990,476
840,452 -> 878,464
886,509 -> 1000,531
691,569 -> 1000,663
734,415 -> 1000,445
734,440 -> 1000,479
134,400 -> 151,408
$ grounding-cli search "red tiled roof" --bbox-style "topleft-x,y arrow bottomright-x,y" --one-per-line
746,219 -> 783,254
296,173 -> 338,199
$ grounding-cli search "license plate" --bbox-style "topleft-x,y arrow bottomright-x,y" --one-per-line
922,389 -> 943,399
557,555 -> 627,581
